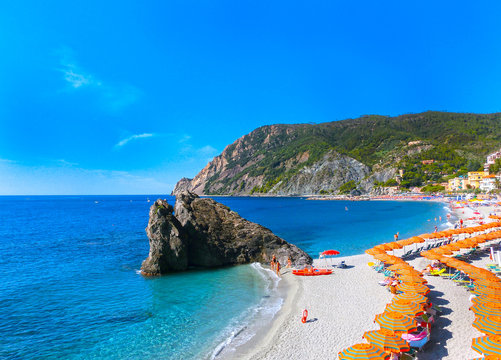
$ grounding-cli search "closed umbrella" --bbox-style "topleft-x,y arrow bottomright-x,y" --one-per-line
338,343 -> 390,360
363,329 -> 410,353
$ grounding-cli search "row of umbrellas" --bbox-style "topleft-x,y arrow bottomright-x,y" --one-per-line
338,220 -> 501,359
419,221 -> 501,357
339,233 -> 438,359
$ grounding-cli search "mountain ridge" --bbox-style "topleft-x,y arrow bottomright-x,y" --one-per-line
173,111 -> 501,196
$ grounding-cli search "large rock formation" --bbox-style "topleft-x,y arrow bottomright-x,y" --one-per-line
141,192 -> 312,275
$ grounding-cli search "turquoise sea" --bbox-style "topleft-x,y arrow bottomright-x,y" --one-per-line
0,196 -> 449,359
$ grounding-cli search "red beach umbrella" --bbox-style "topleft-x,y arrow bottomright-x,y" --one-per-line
321,250 -> 340,256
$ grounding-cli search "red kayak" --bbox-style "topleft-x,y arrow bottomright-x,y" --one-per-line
292,268 -> 333,276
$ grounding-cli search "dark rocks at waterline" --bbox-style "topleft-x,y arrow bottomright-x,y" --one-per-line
140,191 -> 312,275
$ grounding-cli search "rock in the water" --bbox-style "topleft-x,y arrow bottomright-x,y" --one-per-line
140,200 -> 189,275
141,191 -> 312,275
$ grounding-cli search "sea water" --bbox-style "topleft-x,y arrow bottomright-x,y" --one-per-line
0,196 -> 448,359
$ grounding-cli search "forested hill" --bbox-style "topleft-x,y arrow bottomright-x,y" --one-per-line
173,111 -> 501,196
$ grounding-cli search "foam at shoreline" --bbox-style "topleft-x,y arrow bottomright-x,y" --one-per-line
212,263 -> 284,359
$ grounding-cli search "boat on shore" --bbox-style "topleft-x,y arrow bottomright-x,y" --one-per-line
292,268 -> 333,276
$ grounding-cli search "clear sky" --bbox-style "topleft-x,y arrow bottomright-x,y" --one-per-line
1,1 -> 501,195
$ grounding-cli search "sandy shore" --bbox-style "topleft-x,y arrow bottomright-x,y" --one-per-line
241,200 -> 500,360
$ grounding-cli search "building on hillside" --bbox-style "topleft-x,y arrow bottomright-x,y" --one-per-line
421,160 -> 434,165
468,171 -> 489,189
480,174 -> 499,192
484,148 -> 501,172
448,176 -> 470,191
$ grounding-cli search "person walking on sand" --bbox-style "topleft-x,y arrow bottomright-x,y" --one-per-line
276,260 -> 281,277
287,257 -> 292,268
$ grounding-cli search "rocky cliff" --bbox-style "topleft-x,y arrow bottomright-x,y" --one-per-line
172,112 -> 501,196
141,192 -> 312,275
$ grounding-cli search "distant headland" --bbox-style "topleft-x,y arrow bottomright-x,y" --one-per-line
173,111 -> 501,197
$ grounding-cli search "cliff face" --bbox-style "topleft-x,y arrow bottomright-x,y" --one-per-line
141,192 -> 312,275
172,112 -> 501,196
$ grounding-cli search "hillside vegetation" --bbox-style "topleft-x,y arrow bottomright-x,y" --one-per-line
173,111 -> 501,196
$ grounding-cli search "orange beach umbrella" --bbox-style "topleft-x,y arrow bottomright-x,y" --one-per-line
473,316 -> 501,335
374,311 -> 418,334
387,263 -> 413,271
363,329 -> 410,353
472,296 -> 501,306
394,268 -> 423,277
385,299 -> 424,318
392,293 -> 428,306
471,303 -> 501,317
398,275 -> 428,284
471,355 -> 501,360
395,283 -> 430,295
472,335 -> 501,356
338,343 -> 390,360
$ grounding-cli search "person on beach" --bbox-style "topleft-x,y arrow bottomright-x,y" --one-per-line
460,218 -> 463,228
270,254 -> 276,271
287,257 -> 292,268
276,260 -> 281,277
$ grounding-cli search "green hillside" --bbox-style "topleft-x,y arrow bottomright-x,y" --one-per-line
206,111 -> 501,194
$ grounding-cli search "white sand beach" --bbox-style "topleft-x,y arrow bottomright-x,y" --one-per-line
241,200 -> 501,360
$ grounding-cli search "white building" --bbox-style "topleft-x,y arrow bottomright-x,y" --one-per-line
485,148 -> 501,172
480,174 -> 500,192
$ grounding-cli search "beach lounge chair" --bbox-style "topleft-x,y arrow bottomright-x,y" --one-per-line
336,261 -> 347,268
402,329 -> 430,351
401,250 -> 413,259
430,268 -> 446,276
441,271 -> 461,280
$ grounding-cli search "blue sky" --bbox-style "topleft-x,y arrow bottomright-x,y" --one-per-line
1,1 -> 501,194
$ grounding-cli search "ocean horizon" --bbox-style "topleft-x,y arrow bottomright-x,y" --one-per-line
0,195 -> 449,359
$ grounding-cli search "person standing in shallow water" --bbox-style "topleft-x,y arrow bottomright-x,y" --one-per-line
271,254 -> 277,271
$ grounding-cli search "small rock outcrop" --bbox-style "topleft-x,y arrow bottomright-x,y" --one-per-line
141,192 -> 312,275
